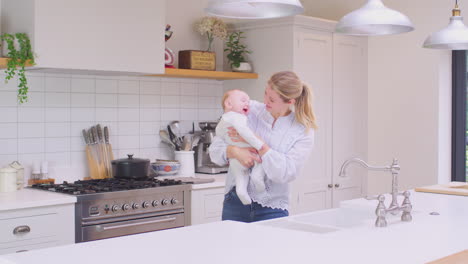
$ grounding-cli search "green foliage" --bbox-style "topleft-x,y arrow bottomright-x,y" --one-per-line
224,31 -> 251,69
1,33 -> 35,104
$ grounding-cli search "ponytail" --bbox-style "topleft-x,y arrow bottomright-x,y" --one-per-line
295,83 -> 317,131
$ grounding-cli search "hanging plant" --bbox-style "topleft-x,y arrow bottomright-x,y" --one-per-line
1,33 -> 35,104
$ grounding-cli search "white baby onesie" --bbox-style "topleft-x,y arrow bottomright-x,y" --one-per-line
216,111 -> 266,205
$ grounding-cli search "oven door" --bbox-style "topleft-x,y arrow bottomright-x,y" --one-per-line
80,213 -> 184,242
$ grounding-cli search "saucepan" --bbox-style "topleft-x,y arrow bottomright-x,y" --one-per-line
111,154 -> 150,179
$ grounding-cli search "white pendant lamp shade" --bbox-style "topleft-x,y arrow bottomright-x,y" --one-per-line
205,0 -> 304,19
423,4 -> 468,50
336,0 -> 414,36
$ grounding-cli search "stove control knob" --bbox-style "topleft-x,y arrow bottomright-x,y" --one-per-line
111,205 -> 120,212
122,204 -> 130,211
171,198 -> 179,205
132,203 -> 140,209
152,200 -> 159,207
142,201 -> 150,208
162,199 -> 169,206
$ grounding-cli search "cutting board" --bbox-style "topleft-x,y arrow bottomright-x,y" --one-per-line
427,249 -> 468,264
415,182 -> 468,196
171,177 -> 215,185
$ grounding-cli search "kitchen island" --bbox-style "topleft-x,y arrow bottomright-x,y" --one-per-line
1,190 -> 466,264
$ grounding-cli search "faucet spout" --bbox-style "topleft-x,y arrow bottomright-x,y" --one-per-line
338,157 -> 392,177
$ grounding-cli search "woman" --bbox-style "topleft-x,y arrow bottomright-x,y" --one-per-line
209,71 -> 317,222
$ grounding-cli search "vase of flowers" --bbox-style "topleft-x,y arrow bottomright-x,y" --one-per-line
195,16 -> 227,52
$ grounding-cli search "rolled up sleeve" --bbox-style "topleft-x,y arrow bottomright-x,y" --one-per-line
262,131 -> 314,184
208,136 -> 228,166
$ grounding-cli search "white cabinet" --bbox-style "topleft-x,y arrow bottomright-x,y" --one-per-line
1,0 -> 165,74
0,204 -> 75,255
227,15 -> 368,214
190,187 -> 225,225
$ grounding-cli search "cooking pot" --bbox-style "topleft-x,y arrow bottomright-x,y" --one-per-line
111,154 -> 150,179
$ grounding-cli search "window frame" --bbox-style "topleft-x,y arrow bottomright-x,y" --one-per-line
451,50 -> 467,182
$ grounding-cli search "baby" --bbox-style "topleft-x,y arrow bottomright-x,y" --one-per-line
216,89 -> 265,205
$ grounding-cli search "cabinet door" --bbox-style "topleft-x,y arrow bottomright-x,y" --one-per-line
190,188 -> 225,225
332,35 -> 368,207
290,30 -> 333,214
2,0 -> 165,73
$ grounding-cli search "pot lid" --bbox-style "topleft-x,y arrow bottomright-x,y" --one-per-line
112,154 -> 149,165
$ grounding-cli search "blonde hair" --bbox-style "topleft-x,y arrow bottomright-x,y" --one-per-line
268,71 -> 317,130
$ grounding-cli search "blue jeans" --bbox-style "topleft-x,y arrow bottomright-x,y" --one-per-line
222,188 -> 289,223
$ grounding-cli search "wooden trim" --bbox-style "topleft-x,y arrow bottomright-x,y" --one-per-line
147,68 -> 258,80
451,51 -> 466,182
427,249 -> 468,264
0,57 -> 34,68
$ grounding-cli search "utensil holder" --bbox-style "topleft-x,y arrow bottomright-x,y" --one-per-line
174,151 -> 195,177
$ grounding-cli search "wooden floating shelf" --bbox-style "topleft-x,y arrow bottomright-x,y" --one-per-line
149,68 -> 258,80
0,57 -> 34,68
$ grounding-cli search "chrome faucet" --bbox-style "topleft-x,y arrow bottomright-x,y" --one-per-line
339,157 -> 412,227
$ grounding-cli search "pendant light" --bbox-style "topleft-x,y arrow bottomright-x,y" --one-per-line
423,0 -> 468,50
205,0 -> 304,19
336,0 -> 414,36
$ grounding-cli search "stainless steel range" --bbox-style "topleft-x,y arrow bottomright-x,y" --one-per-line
31,178 -> 191,243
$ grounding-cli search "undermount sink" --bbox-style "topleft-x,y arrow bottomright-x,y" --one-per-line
259,218 -> 340,234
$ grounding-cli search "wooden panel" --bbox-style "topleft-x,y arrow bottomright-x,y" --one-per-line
0,58 -> 34,68
415,182 -> 468,196
427,250 -> 468,264
149,68 -> 258,80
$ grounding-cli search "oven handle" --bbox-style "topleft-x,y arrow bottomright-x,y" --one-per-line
99,217 -> 177,231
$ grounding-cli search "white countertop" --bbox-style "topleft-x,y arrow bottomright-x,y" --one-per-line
0,188 -> 77,212
1,191 -> 465,263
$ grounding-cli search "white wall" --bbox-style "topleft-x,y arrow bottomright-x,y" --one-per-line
306,0 -> 455,194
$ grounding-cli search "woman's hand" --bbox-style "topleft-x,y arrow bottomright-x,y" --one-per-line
227,146 -> 261,168
227,127 -> 247,143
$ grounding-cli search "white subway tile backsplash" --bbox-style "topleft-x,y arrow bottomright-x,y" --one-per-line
118,122 -> 140,136
0,75 -> 18,91
118,80 -> 139,94
96,94 -> 118,107
45,92 -> 71,107
161,82 -> 180,95
0,74 -> 226,182
0,139 -> 17,154
118,108 -> 139,122
0,91 -> 18,107
20,92 -> 45,108
180,96 -> 198,108
18,153 -> 45,168
71,93 -> 95,107
160,109 -> 180,121
140,108 -> 160,122
140,95 -> 160,108
180,82 -> 198,95
96,79 -> 118,93
45,108 -> 70,122
0,123 -> 17,139
46,123 -> 71,138
140,122 -> 160,135
118,94 -> 139,108
0,107 -> 17,122
0,154 -> 18,167
140,81 -> 161,95
71,78 -> 95,93
161,96 -> 179,108
46,138 -> 70,153
46,77 -> 71,92
118,135 -> 139,149
181,109 -> 198,121
19,107 -> 45,122
71,108 -> 95,122
18,138 -> 44,154
18,123 -> 45,138
27,75 -> 45,92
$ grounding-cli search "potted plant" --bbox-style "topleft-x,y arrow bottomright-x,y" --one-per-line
224,31 -> 252,73
1,33 -> 35,104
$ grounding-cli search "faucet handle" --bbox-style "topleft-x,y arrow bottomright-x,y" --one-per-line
401,191 -> 412,222
375,195 -> 387,227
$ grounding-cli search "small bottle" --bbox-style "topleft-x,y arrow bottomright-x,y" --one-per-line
32,160 -> 41,181
41,161 -> 49,180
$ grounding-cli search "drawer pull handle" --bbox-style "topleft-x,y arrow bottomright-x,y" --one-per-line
13,225 -> 31,235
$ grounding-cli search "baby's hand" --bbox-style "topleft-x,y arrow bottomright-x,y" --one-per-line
227,127 -> 246,143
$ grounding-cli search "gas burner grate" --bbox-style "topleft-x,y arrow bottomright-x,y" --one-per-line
31,178 -> 184,195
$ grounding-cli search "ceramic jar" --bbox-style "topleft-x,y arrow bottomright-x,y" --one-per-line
0,167 -> 18,192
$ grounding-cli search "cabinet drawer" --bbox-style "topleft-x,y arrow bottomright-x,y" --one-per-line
204,192 -> 224,218
0,240 -> 59,255
0,213 -> 58,245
